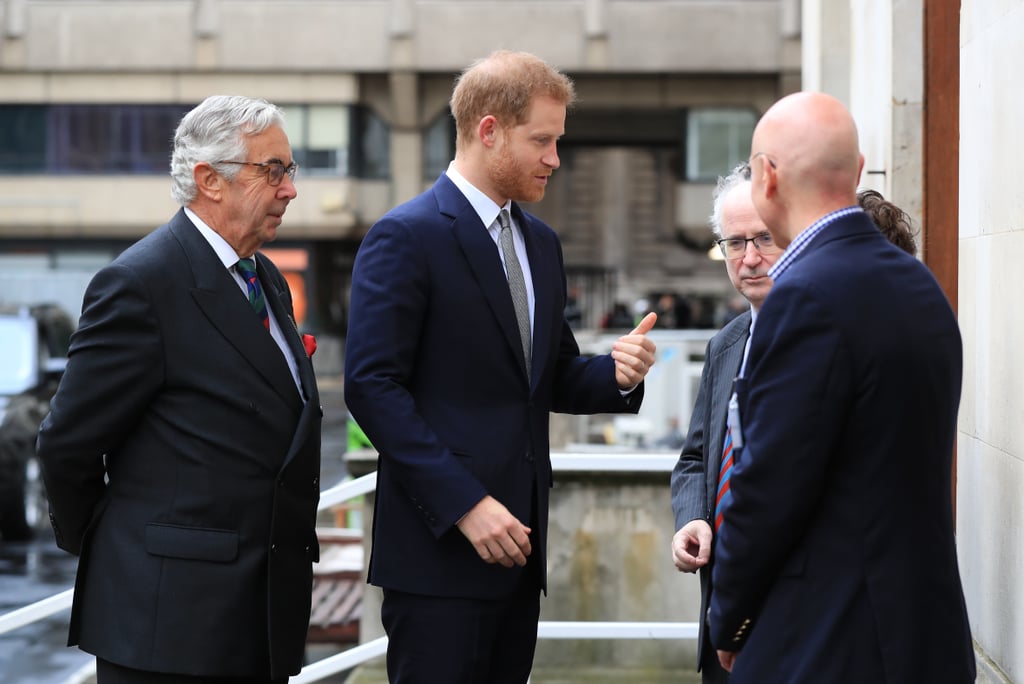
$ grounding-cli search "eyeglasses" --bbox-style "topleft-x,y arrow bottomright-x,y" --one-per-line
750,151 -> 777,170
715,233 -> 780,259
218,160 -> 298,186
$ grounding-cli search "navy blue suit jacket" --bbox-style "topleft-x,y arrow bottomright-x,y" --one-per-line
709,211 -> 975,683
37,209 -> 322,678
344,174 -> 641,599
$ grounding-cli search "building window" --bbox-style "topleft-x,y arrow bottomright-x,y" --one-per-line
282,104 -> 349,176
0,103 -> 374,178
51,105 -> 191,173
0,104 -> 191,174
685,107 -> 757,181
282,104 -> 391,179
422,111 -> 455,181
351,106 -> 390,180
0,106 -> 47,172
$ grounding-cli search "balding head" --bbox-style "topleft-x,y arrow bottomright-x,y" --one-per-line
749,92 -> 864,246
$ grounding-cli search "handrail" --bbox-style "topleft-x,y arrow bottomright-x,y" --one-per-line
0,587 -> 74,635
291,621 -> 700,684
0,453 -> 697,684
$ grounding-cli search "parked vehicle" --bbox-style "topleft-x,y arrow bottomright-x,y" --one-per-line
0,304 -> 74,541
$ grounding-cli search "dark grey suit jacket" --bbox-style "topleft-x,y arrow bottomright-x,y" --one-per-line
670,309 -> 750,677
37,209 -> 322,679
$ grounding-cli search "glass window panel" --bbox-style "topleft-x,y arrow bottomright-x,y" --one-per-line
282,105 -> 349,175
685,107 -> 756,181
0,106 -> 47,172
281,105 -> 309,169
354,106 -> 390,180
134,106 -> 189,173
422,111 -> 454,181
309,105 -> 348,148
306,105 -> 348,174
281,105 -> 308,149
57,106 -> 121,172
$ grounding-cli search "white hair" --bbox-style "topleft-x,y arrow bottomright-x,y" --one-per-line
708,162 -> 752,237
169,95 -> 286,206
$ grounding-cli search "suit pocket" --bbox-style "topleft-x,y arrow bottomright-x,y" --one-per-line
144,523 -> 239,563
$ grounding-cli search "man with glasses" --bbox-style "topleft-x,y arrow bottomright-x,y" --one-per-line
669,161 -> 779,684
37,95 -> 321,684
707,92 -> 974,683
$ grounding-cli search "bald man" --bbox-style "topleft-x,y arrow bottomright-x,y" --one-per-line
708,92 -> 975,683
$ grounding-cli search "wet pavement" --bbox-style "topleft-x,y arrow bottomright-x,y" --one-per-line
0,374 -> 351,684
0,536 -> 90,684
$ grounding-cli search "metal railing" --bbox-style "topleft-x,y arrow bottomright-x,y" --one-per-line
0,451 -> 697,683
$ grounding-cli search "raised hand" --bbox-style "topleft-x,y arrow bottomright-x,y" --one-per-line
612,311 -> 658,389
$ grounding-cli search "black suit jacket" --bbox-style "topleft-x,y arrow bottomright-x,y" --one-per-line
670,309 -> 750,676
344,174 -> 641,600
709,212 -> 975,683
37,209 -> 322,679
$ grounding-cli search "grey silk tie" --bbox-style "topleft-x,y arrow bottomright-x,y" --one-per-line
497,209 -> 532,376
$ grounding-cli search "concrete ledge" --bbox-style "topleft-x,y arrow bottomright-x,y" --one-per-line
975,642 -> 1014,684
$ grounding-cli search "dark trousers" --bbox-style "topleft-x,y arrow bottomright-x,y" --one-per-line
381,569 -> 542,684
96,659 -> 288,684
700,631 -> 731,684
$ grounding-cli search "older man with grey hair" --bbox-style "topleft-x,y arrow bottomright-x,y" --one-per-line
668,162 -> 781,684
38,95 -> 320,683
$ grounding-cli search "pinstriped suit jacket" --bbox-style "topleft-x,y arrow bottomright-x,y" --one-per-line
670,309 -> 750,674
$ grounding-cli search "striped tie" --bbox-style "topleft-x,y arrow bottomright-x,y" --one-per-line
236,258 -> 269,331
714,420 -> 735,533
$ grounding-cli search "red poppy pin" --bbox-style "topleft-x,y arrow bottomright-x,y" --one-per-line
301,333 -> 317,358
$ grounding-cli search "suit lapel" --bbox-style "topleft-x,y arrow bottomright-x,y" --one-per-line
707,312 -> 751,497
169,213 -> 302,412
439,178 -> 531,384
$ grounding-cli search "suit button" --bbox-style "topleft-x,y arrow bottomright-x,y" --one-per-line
278,479 -> 285,487
313,476 -> 319,488
271,544 -> 277,554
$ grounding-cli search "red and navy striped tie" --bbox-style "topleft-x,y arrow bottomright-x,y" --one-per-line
236,258 -> 269,331
714,421 -> 735,533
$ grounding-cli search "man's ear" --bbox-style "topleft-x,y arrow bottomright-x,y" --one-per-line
194,162 -> 223,201
762,158 -> 779,199
478,115 -> 500,150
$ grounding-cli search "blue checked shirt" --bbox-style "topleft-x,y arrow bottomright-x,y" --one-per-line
739,205 -> 864,379
767,206 -> 864,283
